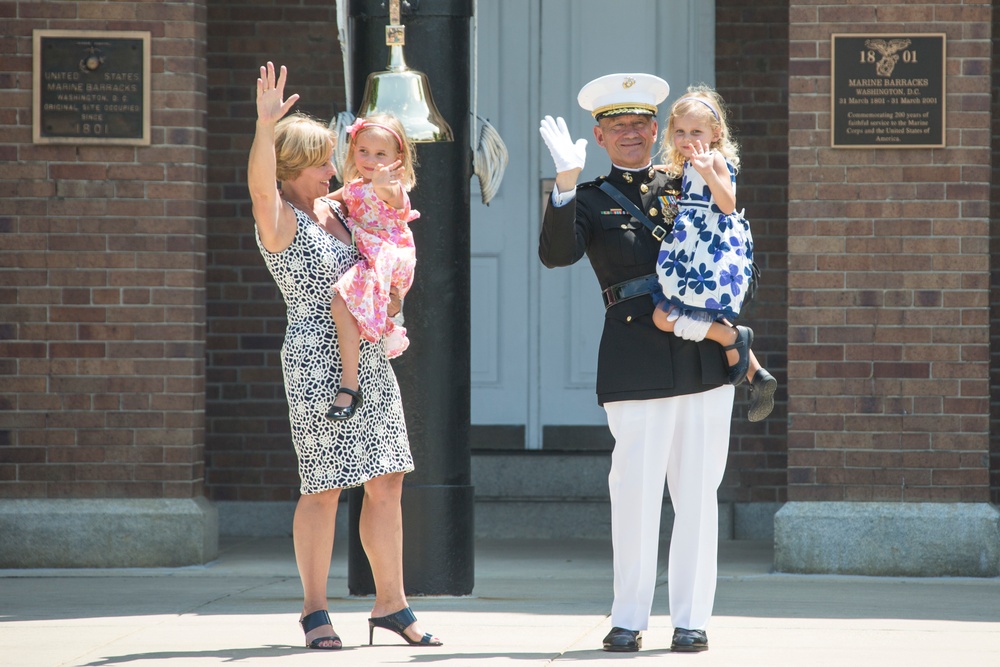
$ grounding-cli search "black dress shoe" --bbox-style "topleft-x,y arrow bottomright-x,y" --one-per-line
747,368 -> 777,422
602,627 -> 641,652
671,627 -> 708,652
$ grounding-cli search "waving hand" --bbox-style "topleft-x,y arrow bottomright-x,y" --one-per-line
256,62 -> 300,126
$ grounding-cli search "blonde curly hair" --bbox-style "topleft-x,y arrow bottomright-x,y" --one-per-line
658,85 -> 740,179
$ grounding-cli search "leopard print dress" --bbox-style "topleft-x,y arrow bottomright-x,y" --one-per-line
255,199 -> 413,493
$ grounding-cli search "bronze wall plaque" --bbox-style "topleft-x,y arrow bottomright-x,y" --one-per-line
831,33 -> 945,148
33,30 -> 151,145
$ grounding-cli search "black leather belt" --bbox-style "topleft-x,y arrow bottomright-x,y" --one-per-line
602,273 -> 659,309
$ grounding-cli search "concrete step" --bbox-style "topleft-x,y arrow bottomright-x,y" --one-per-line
214,451 -> 780,542
471,451 -> 779,540
471,451 -> 611,500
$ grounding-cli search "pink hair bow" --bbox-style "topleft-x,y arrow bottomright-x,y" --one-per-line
346,118 -> 367,138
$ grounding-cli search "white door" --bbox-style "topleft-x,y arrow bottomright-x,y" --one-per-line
471,0 -> 716,449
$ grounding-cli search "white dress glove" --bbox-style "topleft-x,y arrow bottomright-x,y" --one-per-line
671,308 -> 713,342
539,115 -> 587,173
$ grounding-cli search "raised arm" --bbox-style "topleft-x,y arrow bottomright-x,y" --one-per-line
537,115 -> 590,267
248,62 -> 300,252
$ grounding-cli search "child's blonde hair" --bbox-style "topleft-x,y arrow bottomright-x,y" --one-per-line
342,112 -> 417,191
273,113 -> 336,182
658,85 -> 740,179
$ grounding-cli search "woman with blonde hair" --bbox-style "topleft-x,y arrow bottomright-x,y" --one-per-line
247,61 -> 441,650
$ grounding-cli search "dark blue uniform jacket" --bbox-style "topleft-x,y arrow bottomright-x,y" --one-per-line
539,165 -> 728,405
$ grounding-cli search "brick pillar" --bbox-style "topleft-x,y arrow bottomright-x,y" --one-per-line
0,0 -> 216,567
779,0 -> 999,576
989,0 -> 1000,518
715,0 -> 790,539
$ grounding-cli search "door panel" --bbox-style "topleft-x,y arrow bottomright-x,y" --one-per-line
471,0 -> 716,448
470,0 -> 537,426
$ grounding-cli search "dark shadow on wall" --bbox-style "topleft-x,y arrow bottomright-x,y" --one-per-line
715,0 -> 791,506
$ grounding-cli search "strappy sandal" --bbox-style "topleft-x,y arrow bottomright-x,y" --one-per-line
723,325 -> 753,386
747,368 -> 777,422
368,606 -> 442,646
325,386 -> 363,421
300,609 -> 342,650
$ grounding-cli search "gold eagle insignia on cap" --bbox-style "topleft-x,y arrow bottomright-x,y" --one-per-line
623,77 -> 635,89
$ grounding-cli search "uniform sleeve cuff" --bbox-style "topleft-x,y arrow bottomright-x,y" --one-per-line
551,183 -> 576,207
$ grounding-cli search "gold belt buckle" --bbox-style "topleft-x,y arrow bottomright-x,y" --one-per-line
652,225 -> 667,241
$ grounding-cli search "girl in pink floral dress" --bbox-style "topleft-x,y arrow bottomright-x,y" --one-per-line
326,113 -> 419,421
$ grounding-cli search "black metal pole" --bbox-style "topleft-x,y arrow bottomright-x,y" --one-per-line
346,0 -> 474,596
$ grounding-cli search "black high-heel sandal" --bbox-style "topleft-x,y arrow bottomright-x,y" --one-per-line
326,386 -> 363,421
368,606 -> 442,646
300,609 -> 342,650
723,325 -> 753,386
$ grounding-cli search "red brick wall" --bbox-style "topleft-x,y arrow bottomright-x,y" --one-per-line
204,0 -> 345,501
788,1 -> 992,502
990,0 -> 1000,505
716,0 -> 790,504
201,1 -> 793,506
8,0 -> 991,510
0,0 -> 208,499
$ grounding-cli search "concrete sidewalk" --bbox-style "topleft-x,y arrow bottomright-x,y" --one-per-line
1,536 -> 998,667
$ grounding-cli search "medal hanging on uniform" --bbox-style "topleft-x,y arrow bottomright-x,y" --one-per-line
658,192 -> 680,228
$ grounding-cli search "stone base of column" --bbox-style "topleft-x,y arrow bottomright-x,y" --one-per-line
774,501 -> 1000,576
215,500 -> 350,538
0,497 -> 218,568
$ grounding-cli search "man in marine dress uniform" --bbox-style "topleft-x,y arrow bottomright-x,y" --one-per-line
537,73 -> 734,653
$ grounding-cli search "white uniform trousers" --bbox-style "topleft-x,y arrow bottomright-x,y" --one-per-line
604,384 -> 734,632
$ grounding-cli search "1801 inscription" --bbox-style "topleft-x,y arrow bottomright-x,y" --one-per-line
33,30 -> 151,145
831,34 -> 945,148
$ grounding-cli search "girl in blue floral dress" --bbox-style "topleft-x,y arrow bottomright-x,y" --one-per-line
651,87 -> 775,421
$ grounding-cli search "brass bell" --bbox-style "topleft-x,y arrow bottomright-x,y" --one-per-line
355,0 -> 453,143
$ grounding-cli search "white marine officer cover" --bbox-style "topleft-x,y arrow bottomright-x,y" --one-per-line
577,72 -> 670,119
